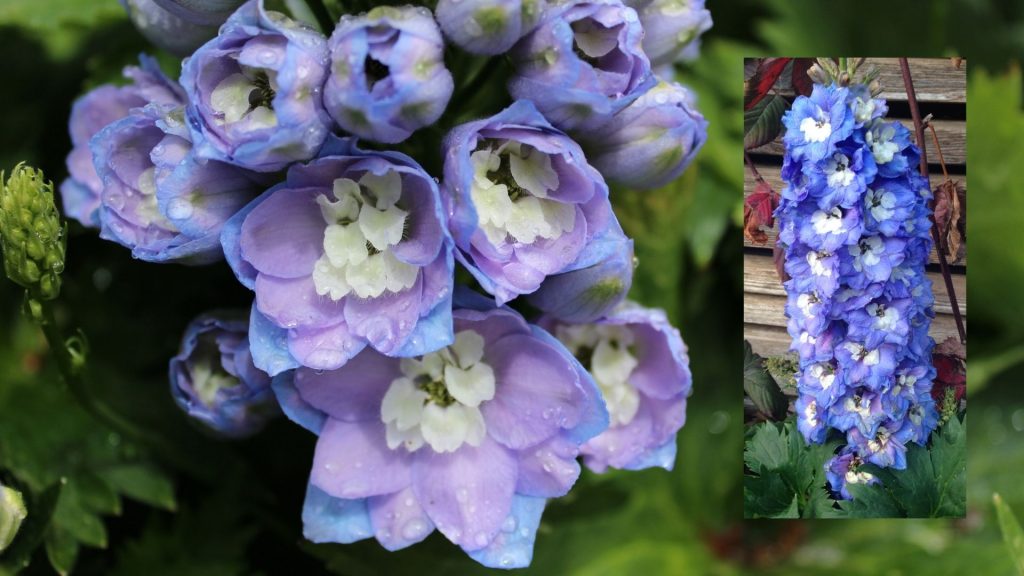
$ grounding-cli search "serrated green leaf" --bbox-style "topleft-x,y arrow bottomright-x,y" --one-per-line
931,415 -> 967,517
744,422 -> 789,473
743,94 -> 787,150
743,342 -> 788,420
840,480 -> 903,518
744,471 -> 796,518
994,493 -> 1024,576
98,465 -> 176,511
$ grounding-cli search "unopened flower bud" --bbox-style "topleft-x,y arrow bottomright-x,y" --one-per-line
0,483 -> 27,552
0,164 -> 66,300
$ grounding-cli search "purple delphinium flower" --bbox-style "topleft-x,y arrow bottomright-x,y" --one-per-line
825,447 -> 879,500
781,83 -> 855,163
170,310 -> 277,436
525,220 -> 633,323
795,393 -> 826,444
436,0 -> 547,55
324,6 -> 453,144
180,0 -> 331,171
865,119 -> 915,178
121,0 -> 232,56
508,0 -> 655,131
91,102 -> 265,264
847,424 -> 907,470
580,81 -> 708,190
543,301 -> 691,472
624,0 -> 712,69
272,293 -> 607,568
221,136 -> 454,373
441,100 -> 616,305
61,56 -> 183,228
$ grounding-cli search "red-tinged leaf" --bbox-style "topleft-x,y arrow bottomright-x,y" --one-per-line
743,180 -> 779,245
931,352 -> 966,404
744,94 -> 788,150
744,57 -> 792,110
791,58 -> 814,97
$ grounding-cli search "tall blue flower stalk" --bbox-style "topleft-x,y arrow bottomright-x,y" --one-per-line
777,83 -> 939,499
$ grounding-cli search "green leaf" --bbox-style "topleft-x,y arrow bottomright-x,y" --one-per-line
98,465 -> 176,511
931,415 -> 967,517
995,493 -> 1024,576
45,525 -> 79,576
744,422 -> 789,473
840,481 -> 903,518
52,481 -> 108,548
743,94 -> 787,150
743,341 -> 787,420
744,473 -> 797,518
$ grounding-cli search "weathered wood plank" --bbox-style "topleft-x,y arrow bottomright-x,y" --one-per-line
748,119 -> 966,166
742,165 -> 968,266
744,57 -> 967,103
744,324 -> 794,358
743,253 -> 966,316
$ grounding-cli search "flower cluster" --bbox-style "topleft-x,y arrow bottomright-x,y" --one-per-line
61,0 -> 707,567
777,83 -> 938,500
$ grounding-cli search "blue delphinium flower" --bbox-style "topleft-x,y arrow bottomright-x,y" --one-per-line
61,56 -> 184,228
440,100 -> 617,306
541,301 -> 691,472
508,0 -> 655,131
580,80 -> 708,190
781,83 -> 855,163
780,82 -> 937,500
221,136 -> 454,372
324,6 -> 454,143
436,0 -> 547,55
170,310 -> 278,436
271,291 -> 607,568
624,0 -> 712,72
91,101 -> 266,264
180,0 -> 331,171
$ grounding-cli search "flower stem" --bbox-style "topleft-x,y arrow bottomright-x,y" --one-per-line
898,58 -> 966,345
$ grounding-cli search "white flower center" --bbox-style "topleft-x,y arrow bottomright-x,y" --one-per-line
557,324 -> 640,427
866,187 -> 896,222
808,363 -> 835,390
848,236 -> 884,272
135,167 -> 173,227
868,302 -> 900,331
811,207 -> 844,235
807,250 -> 831,277
797,293 -> 820,318
804,398 -> 819,427
867,427 -> 890,453
824,153 -> 855,188
845,469 -> 874,485
210,69 -> 278,128
866,121 -> 899,164
470,141 -> 575,245
380,330 -> 496,454
311,171 -> 418,300
799,111 -> 831,143
843,342 -> 880,366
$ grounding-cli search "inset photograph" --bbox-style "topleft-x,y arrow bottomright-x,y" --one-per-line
742,58 -> 967,518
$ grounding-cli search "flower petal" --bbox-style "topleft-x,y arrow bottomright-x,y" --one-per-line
311,418 -> 411,499
367,486 -> 435,551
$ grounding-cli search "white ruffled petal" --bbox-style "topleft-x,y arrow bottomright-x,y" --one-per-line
443,363 -> 495,408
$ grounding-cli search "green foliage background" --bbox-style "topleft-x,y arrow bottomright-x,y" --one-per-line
0,0 -> 1022,574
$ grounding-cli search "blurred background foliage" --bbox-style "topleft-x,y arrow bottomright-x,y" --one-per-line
0,0 -> 1023,574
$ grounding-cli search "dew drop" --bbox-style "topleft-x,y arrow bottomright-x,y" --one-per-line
474,532 -> 490,547
501,515 -> 517,533
166,198 -> 194,220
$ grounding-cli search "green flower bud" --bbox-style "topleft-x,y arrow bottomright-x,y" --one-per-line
0,163 -> 66,300
0,483 -> 27,552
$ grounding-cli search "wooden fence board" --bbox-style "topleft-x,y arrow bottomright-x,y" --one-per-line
744,57 -> 967,103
